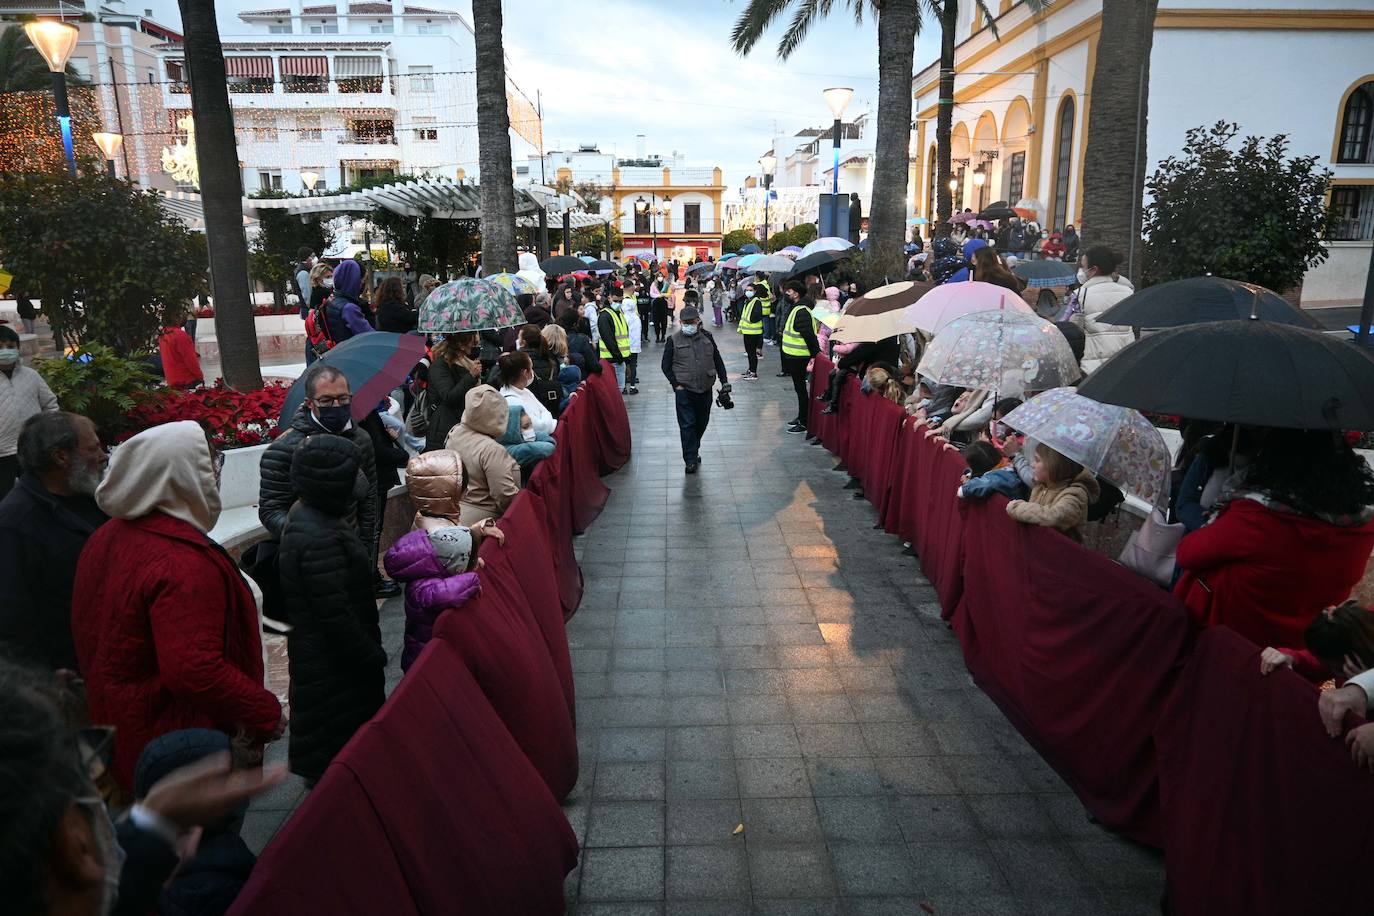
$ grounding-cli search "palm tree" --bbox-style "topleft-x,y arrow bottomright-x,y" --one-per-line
177,0 -> 262,389
0,25 -> 84,93
471,0 -> 517,274
732,0 -> 918,283
1080,0 -> 1160,282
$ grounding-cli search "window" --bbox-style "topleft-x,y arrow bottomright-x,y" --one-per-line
336,56 -> 384,93
346,117 -> 394,144
68,57 -> 92,82
225,56 -> 274,93
281,57 -> 327,93
250,113 -> 277,142
1329,186 -> 1374,241
1005,151 -> 1025,203
683,203 -> 701,233
268,22 -> 292,33
927,147 -> 937,220
1050,96 -> 1075,231
408,65 -> 434,93
309,20 -> 338,33
370,21 -> 394,33
258,170 -> 283,191
413,117 -> 438,141
634,208 -> 650,234
953,167 -> 966,211
298,114 -> 321,142
1339,83 -> 1373,164
416,23 -> 442,34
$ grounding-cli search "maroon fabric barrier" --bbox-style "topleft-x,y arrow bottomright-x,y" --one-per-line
910,426 -> 968,615
1155,627 -> 1374,916
562,386 -> 611,534
587,362 -> 633,473
877,419 -> 922,542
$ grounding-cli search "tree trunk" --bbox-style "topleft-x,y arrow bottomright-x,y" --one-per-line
1080,0 -> 1159,283
866,0 -> 919,284
934,0 -> 958,234
471,0 -> 517,274
178,0 -> 261,389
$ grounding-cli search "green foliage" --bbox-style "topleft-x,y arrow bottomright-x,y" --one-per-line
0,25 -> 87,93
1143,122 -> 1332,293
33,343 -> 159,442
572,223 -> 622,257
767,223 -> 818,252
246,198 -> 326,302
0,171 -> 207,350
721,228 -> 758,254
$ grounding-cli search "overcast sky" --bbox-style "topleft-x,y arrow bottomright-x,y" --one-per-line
495,0 -> 942,193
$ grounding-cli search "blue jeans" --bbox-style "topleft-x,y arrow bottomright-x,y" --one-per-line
763,315 -> 776,340
613,361 -> 626,390
674,388 -> 713,465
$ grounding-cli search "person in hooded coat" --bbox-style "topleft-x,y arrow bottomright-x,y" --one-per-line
279,435 -> 387,784
384,526 -> 483,672
946,238 -> 989,283
322,259 -> 374,343
927,236 -> 967,285
71,421 -> 283,790
443,385 -> 521,526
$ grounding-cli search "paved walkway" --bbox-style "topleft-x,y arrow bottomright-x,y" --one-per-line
562,337 -> 1164,915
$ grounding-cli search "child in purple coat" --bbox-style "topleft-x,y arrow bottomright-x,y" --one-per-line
383,524 -> 493,671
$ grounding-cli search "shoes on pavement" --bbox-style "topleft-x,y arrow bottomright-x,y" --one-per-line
685,462 -> 700,474
806,436 -> 821,445
629,385 -> 639,394
787,423 -> 807,434
741,371 -> 758,380
821,405 -> 838,415
374,578 -> 401,599
776,371 -> 788,378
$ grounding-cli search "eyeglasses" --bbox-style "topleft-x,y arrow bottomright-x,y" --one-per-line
311,395 -> 352,408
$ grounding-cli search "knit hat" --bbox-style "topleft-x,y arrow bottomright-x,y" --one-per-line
428,525 -> 474,573
680,306 -> 700,322
134,728 -> 230,799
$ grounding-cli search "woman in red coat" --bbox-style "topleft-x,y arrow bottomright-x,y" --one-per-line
73,420 -> 283,789
158,312 -> 204,389
1174,429 -> 1374,651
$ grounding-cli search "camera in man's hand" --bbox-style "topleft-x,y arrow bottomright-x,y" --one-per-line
716,384 -> 734,410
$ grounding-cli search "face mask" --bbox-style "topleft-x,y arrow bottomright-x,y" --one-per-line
78,797 -> 125,916
0,348 -> 18,368
682,324 -> 699,336
1076,268 -> 1089,285
314,404 -> 352,433
323,279 -> 334,289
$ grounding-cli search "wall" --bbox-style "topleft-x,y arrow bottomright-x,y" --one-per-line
1300,241 -> 1374,307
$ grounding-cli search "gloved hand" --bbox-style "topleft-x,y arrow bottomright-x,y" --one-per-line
720,383 -> 732,393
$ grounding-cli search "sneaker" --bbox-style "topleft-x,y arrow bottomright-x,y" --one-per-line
775,371 -> 788,378
741,371 -> 758,380
787,423 -> 807,434
374,578 -> 401,599
685,461 -> 699,474
821,405 -> 839,415
629,386 -> 639,395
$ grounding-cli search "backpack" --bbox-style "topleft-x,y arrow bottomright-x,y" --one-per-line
305,299 -> 336,358
528,361 -> 563,418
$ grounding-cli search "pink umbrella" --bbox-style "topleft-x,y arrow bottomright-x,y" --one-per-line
900,280 -> 1035,334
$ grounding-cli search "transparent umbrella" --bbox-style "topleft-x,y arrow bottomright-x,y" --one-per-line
799,236 -> 858,258
917,307 -> 1081,394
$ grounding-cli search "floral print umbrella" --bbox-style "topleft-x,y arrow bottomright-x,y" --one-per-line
417,277 -> 524,333
485,272 -> 539,296
917,307 -> 1080,395
1003,388 -> 1171,511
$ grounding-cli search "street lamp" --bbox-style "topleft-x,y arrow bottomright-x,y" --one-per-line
972,166 -> 987,211
300,169 -> 319,195
92,131 -> 122,177
26,19 -> 80,176
456,167 -> 467,182
822,86 -> 853,236
759,153 -> 776,248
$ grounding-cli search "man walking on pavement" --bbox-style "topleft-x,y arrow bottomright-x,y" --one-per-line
662,306 -> 729,475
597,287 -> 631,393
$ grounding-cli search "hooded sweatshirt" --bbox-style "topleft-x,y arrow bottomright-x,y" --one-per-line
406,449 -> 466,532
328,260 -> 373,339
384,528 -> 482,671
947,239 -> 989,284
98,420 -> 221,532
443,385 -> 521,526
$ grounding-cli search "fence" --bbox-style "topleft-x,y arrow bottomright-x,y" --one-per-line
228,367 -> 631,915
807,355 -> 1374,916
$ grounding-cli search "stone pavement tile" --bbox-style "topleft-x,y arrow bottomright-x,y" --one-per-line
614,648 -> 668,672
805,757 -> 884,797
848,693 -> 920,723
569,626 -> 616,649
665,845 -> 750,900
241,808 -> 289,855
898,893 -> 1023,916
713,606 -> 768,626
609,671 -> 668,697
579,847 -> 664,902
738,796 -> 824,844
666,758 -> 739,800
594,762 -> 666,801
666,725 -> 732,759
767,623 -> 826,646
736,756 -> 810,798
667,695 -> 729,726
1039,793 -> 1103,838
965,794 -> 1061,838
795,722 -> 867,757
250,772 -> 306,811
724,668 -> 788,694
814,796 -> 904,844
616,626 -> 669,649
665,798 -> 742,846
859,721 -> 937,758
787,692 -> 856,727
665,625 -> 717,648
716,624 -> 771,646
828,844 -> 919,897
986,838 -> 1095,896
666,668 -> 726,696
664,901 -> 750,916
905,840 -> 1010,892
751,900 -> 841,916
939,756 -> 1033,795
766,606 -> 822,627
726,693 -> 791,724
595,697 -> 669,729
746,845 -> 838,898
783,667 -> 847,694
719,645 -> 779,669
876,756 -> 958,796
577,903 -> 664,916
1068,836 -> 1166,890
586,801 -> 665,848
598,728 -> 667,762
665,647 -> 723,670
894,795 -> 981,841
573,649 -> 612,673
731,723 -> 802,758
1014,751 -> 1072,793
836,666 -> 901,694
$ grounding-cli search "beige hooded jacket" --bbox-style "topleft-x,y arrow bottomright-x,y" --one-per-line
97,420 -> 221,532
444,385 -> 520,526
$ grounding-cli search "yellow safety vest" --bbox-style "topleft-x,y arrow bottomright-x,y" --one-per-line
598,308 -> 630,359
738,298 -> 763,336
781,304 -> 815,358
755,278 -> 773,316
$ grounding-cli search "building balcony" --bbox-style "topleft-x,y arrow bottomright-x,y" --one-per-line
161,81 -> 396,111
337,138 -> 401,161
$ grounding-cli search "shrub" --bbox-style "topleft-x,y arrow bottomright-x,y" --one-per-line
33,344 -> 160,443
124,382 -> 290,449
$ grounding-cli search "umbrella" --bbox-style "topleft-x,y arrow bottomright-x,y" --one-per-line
686,261 -> 715,277
811,305 -> 843,329
622,250 -> 655,260
918,307 -> 1081,393
906,217 -> 929,226
901,281 -> 1035,334
1013,260 -> 1078,289
586,259 -> 620,273
540,255 -> 587,275
1095,276 -> 1322,329
515,268 -> 546,290
798,236 -> 856,258
1077,321 -> 1374,431
718,257 -> 742,270
485,272 -> 539,296
743,255 -> 795,274
1004,388 -> 1172,511
831,281 -> 934,344
736,254 -> 763,270
417,277 -> 524,333
780,245 -> 803,255
278,332 -> 426,425
978,205 -> 1017,221
788,248 -> 851,278
948,212 -> 977,226
739,243 -> 762,254
1012,207 -> 1037,219
578,255 -> 596,264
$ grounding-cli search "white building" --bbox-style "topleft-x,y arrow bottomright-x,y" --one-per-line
155,1 -> 542,194
911,0 -> 1374,307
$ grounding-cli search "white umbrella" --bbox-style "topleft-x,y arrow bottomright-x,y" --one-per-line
917,307 -> 1081,394
799,236 -> 857,258
744,255 -> 796,274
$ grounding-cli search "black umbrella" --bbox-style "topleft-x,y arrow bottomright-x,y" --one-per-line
586,259 -> 620,273
978,205 -> 1017,221
787,249 -> 851,278
540,255 -> 587,276
1012,260 -> 1078,288
686,261 -> 715,277
1077,321 -> 1374,431
1096,276 -> 1322,329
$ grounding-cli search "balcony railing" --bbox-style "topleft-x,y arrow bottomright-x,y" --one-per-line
342,133 -> 397,146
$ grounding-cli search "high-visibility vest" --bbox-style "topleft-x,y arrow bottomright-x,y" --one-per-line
755,278 -> 773,316
781,303 -> 815,357
598,308 -> 630,359
738,297 -> 763,336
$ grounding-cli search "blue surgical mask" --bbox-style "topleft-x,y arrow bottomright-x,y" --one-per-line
314,404 -> 352,433
682,324 -> 699,336
0,348 -> 18,368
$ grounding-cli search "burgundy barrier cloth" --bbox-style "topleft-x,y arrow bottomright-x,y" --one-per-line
587,362 -> 633,473
564,386 -> 611,534
1155,627 -> 1374,916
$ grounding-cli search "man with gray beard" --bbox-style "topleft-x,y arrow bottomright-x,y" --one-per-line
0,411 -> 108,670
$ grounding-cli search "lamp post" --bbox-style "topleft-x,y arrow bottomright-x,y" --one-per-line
26,19 -> 80,176
92,132 -> 123,177
300,169 -> 319,195
759,153 -> 776,249
948,177 -> 959,211
972,166 -> 987,212
636,193 -> 666,258
822,86 -> 853,237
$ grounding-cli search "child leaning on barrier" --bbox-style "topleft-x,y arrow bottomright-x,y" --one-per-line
1260,600 -> 1374,685
1005,442 -> 1100,541
957,440 -> 1028,502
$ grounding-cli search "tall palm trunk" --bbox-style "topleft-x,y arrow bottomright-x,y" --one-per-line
866,0 -> 919,283
178,0 -> 261,389
934,0 -> 959,233
1081,0 -> 1159,282
471,0 -> 517,274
